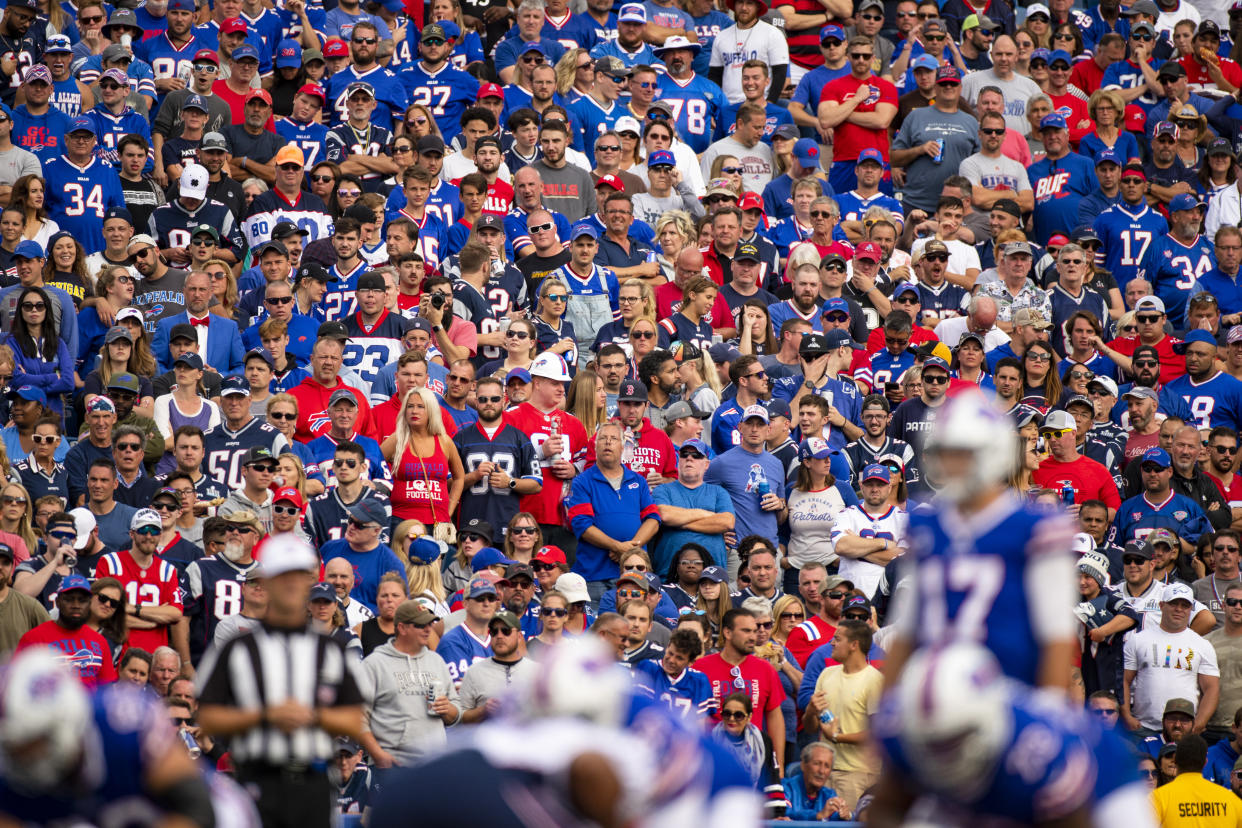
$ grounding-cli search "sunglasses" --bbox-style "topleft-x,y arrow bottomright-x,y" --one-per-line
596,144 -> 620,152
311,174 -> 334,183
617,588 -> 645,598
1040,428 -> 1072,439
810,210 -> 834,218
337,189 -> 362,198
151,501 -> 179,512
720,710 -> 748,721
134,525 -> 161,536
352,36 -> 377,44
843,612 -> 869,621
1216,445 -> 1240,455
1133,33 -> 1153,41
545,294 -> 568,302
923,252 -> 949,262
529,222 -> 554,233
115,442 -> 142,452
860,12 -> 883,20
273,504 -> 300,516
269,411 -> 296,421
850,52 -> 874,59
334,458 -> 359,468
1227,598 -> 1242,607
424,37 -> 447,46
225,525 -> 257,535
489,625 -> 518,637
19,302 -> 44,312
95,593 -> 120,608
348,518 -> 377,531
506,330 -> 530,339
780,611 -> 804,620
1140,464 -> 1168,473
1136,314 -> 1163,324
1068,371 -> 1094,381
31,434 -> 57,444
826,591 -> 846,600
511,526 -> 538,535
923,374 -> 949,385
477,395 -> 503,404
756,620 -> 773,629
720,166 -> 743,174
542,607 -> 568,617
193,63 -> 218,72
249,463 -> 276,474
1122,555 -> 1148,566
981,127 -> 1005,136
1133,359 -> 1159,367
631,330 -> 656,339
1026,352 -> 1052,363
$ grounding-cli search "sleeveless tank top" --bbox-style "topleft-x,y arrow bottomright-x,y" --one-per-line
391,437 -> 451,524
169,395 -> 214,433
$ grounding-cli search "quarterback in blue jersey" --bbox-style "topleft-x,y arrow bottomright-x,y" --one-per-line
1092,167 -> 1169,294
653,38 -> 726,154
0,650 -> 231,828
42,119 -> 127,256
1159,330 -> 1242,432
401,26 -> 481,139
1140,194 -> 1217,323
887,394 -> 1078,690
1028,114 -> 1098,246
872,644 -> 1156,828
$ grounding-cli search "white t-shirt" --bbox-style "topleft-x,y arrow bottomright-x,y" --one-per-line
1119,579 -> 1211,632
959,151 -> 1033,196
1123,624 -> 1218,730
934,316 -> 1010,352
911,237 -> 981,279
708,20 -> 789,104
831,504 -> 908,600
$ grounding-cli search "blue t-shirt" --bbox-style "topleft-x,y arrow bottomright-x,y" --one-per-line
702,445 -> 785,542
320,538 -> 405,612
650,480 -> 732,571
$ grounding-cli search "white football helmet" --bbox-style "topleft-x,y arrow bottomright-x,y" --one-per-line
0,649 -> 91,789
893,644 -> 1012,794
922,391 -> 1017,503
529,352 -> 572,382
519,637 -> 634,727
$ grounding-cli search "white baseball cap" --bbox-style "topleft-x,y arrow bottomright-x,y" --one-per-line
69,507 -> 95,550
554,572 -> 590,603
180,162 -> 209,200
259,535 -> 319,577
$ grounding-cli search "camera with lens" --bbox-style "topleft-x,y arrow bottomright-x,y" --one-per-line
430,293 -> 446,309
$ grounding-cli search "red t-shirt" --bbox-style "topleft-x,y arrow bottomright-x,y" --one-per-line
694,652 -> 786,727
16,620 -> 118,687
211,79 -> 276,131
864,325 -> 938,354
1047,91 -> 1093,146
95,550 -> 184,655
1107,335 -> 1185,381
818,74 -> 898,162
1208,471 -> 1242,509
1179,54 -> 1242,93
1123,429 -> 1161,469
784,614 -> 836,668
503,403 -> 588,525
654,280 -> 735,331
1032,454 -> 1121,509
1069,59 -> 1107,96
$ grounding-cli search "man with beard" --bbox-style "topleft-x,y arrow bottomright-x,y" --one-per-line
404,24 -> 480,138
185,509 -> 262,663
16,573 -> 115,686
531,120 -> 594,222
458,608 -> 538,723
96,510 -> 184,656
325,82 -> 398,195
0,542 -> 47,652
453,375 -> 542,532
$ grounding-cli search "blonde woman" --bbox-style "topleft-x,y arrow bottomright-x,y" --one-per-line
77,265 -> 137,366
203,258 -> 241,324
567,368 -> 607,439
274,451 -> 322,499
654,211 -> 694,281
502,512 -> 542,564
592,278 -> 659,352
1172,103 -> 1208,167
672,340 -> 721,413
265,394 -> 324,492
1082,89 -> 1139,163
396,519 -> 450,619
0,482 -> 35,559
532,277 -> 577,367
382,387 -> 464,543
555,48 -> 594,97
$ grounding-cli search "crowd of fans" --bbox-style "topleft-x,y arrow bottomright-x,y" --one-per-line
7,0 -> 1242,821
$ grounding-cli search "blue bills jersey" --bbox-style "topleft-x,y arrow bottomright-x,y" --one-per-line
1141,232 -> 1216,323
43,155 -> 126,255
399,62 -> 480,139
633,661 -> 718,720
324,65 -> 409,131
275,116 -> 330,170
655,72 -> 726,154
1092,201 -> 1169,295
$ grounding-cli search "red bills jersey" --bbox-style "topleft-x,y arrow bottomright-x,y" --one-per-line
503,402 -> 588,525
96,550 -> 183,654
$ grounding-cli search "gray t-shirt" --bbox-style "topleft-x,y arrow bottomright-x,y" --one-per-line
700,136 -> 775,193
632,186 -> 704,227
960,70 -> 1042,136
532,160 -> 597,223
959,151 -> 1032,196
132,267 -> 189,336
457,656 -> 541,712
892,106 -> 981,213
0,145 -> 40,186
1204,625 -> 1242,729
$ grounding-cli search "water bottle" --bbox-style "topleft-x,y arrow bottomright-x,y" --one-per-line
622,426 -> 637,466
180,728 -> 201,759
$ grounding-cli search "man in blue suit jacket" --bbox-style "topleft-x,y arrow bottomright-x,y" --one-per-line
151,271 -> 244,375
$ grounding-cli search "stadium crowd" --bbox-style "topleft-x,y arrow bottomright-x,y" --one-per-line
9,0 -> 1242,822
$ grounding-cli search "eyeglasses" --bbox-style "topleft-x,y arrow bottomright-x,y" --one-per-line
510,579 -> 534,589
269,411 -> 296,421
273,504 -> 300,516
981,127 -> 1005,136
19,302 -> 44,312
520,54 -> 542,63
31,434 -> 57,444
95,593 -> 120,608
333,458 -> 359,468
489,625 -> 518,637
529,222 -> 554,233
424,37 -> 446,46
617,588 -> 645,598
115,442 -> 142,452
720,710 -> 748,721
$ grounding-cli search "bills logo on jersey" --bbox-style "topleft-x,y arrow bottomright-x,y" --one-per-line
309,409 -> 332,432
63,647 -> 105,674
1035,172 -> 1071,201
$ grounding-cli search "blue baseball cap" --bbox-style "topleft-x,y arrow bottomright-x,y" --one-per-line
309,582 -> 337,602
219,375 -> 249,396
1030,47 -> 1052,64
1169,193 -> 1204,212
794,138 -> 820,167
505,367 -> 531,384
767,398 -> 792,420
12,240 -> 43,259
822,328 -> 853,350
470,546 -> 514,572
821,296 -> 850,316
437,20 -> 461,40
231,43 -> 260,62
570,221 -> 598,241
820,23 -> 845,42
521,41 -> 548,58
1095,147 -> 1122,167
1142,446 -> 1172,468
1175,329 -> 1218,354
857,147 -> 885,167
346,498 -> 387,527
409,536 -> 441,565
173,351 -> 204,370
1039,112 -> 1067,130
7,385 -> 45,405
182,93 -> 208,112
68,117 -> 96,136
922,355 -> 950,373
911,54 -> 939,71
679,438 -> 711,457
467,575 -> 502,598
1047,48 -> 1073,66
275,38 -> 301,68
699,565 -> 727,583
58,573 -> 92,594
647,149 -> 675,167
861,463 -> 891,483
800,437 -> 833,461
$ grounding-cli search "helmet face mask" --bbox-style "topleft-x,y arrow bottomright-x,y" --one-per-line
923,394 -> 1017,504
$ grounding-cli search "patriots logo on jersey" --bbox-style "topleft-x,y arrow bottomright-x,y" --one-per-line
1164,250 -> 1172,258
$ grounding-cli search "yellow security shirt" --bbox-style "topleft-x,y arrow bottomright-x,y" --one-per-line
1152,772 -> 1242,827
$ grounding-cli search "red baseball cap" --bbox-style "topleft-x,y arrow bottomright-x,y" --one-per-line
534,545 -> 567,566
298,82 -> 326,102
854,241 -> 882,262
193,48 -> 219,64
595,173 -> 624,192
477,82 -> 504,100
220,16 -> 246,34
245,88 -> 273,106
273,487 -> 304,509
1124,104 -> 1145,132
737,191 -> 763,212
1047,233 -> 1070,247
323,38 -> 349,58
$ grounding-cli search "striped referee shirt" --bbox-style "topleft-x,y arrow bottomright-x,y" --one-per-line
195,622 -> 365,766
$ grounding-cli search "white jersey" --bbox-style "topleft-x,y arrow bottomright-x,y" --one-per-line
708,21 -> 789,104
831,504 -> 908,599
1123,625 -> 1218,731
1118,578 -> 1211,632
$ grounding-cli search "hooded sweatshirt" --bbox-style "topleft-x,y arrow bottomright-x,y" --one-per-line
361,641 -> 460,766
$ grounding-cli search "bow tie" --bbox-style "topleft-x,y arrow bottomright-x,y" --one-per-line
189,317 -> 210,327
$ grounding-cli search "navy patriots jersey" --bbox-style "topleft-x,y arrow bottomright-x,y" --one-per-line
305,487 -> 392,548
343,309 -> 411,392
202,419 -> 289,491
186,554 -> 260,662
150,198 -> 244,256
326,122 -> 393,190
452,421 -> 541,530
452,278 -> 514,366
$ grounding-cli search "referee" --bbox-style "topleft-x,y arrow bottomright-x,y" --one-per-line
196,536 -> 365,828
